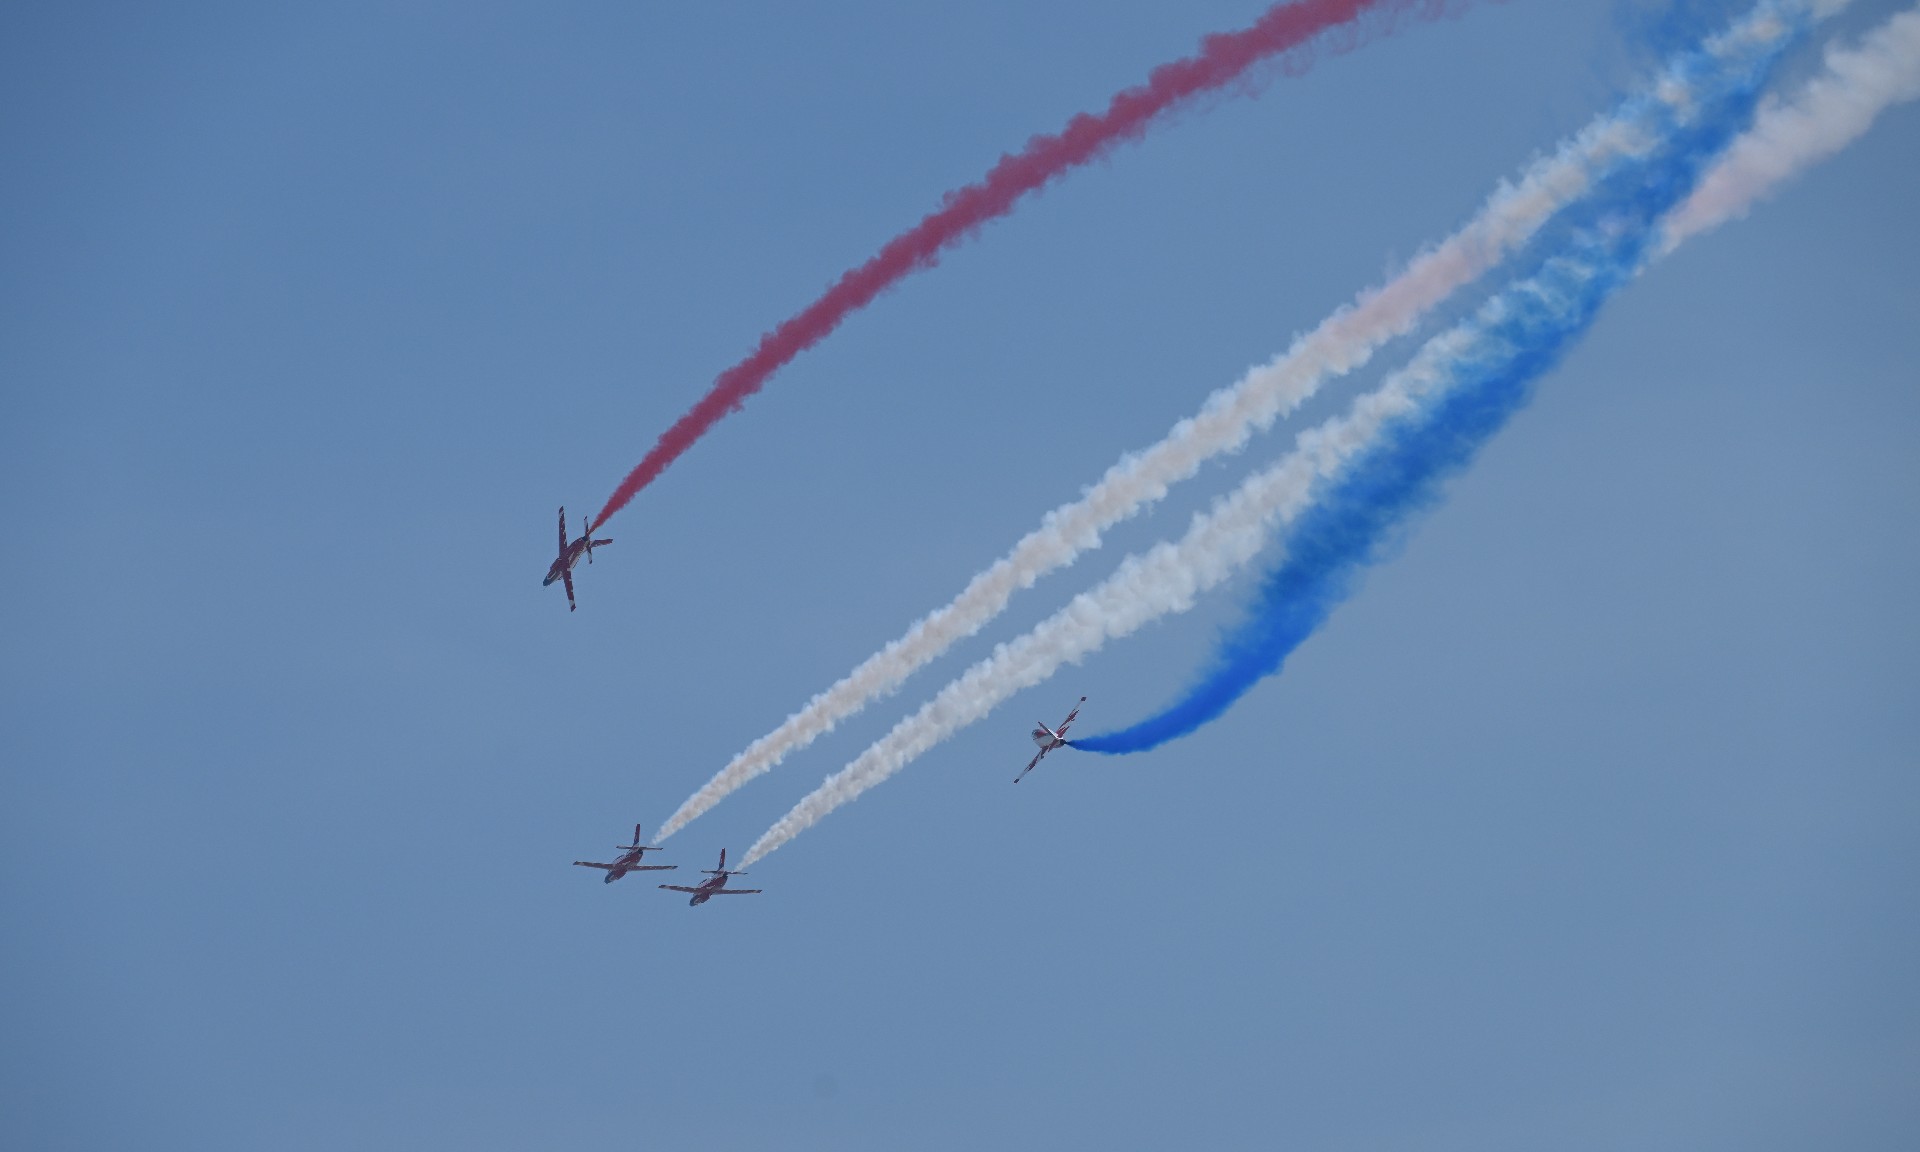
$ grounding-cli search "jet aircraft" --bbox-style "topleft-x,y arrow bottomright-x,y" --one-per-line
659,848 -> 762,906
1015,696 -> 1086,783
573,824 -> 676,884
543,506 -> 612,611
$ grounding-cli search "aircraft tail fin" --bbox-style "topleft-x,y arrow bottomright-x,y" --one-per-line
702,847 -> 746,876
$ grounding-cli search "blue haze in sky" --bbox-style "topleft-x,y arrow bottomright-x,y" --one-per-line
3,3 -> 1917,1150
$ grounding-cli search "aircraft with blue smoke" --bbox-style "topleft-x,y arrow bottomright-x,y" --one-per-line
1015,696 -> 1086,783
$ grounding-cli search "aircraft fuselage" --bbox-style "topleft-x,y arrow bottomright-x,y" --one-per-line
600,849 -> 646,883
544,537 -> 591,586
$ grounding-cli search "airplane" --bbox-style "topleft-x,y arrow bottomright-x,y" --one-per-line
573,824 -> 677,884
1015,696 -> 1086,783
659,848 -> 762,906
543,506 -> 612,611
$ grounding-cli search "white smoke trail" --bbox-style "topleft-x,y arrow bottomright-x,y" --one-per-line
738,321 -> 1475,865
740,0 -> 1917,869
1664,5 -> 1920,248
656,0 -> 1836,843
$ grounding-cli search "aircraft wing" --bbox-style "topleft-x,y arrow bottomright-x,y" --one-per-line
627,864 -> 677,872
707,887 -> 762,895
657,884 -> 706,893
562,567 -> 576,611
558,507 -> 568,554
1015,748 -> 1046,783
573,861 -> 614,869
1056,697 -> 1086,735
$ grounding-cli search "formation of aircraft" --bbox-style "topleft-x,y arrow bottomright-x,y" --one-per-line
543,506 -> 612,612
571,700 -> 1089,901
574,836 -> 762,906
553,482 -> 1096,883
1015,696 -> 1086,783
659,848 -> 763,906
572,824 -> 677,884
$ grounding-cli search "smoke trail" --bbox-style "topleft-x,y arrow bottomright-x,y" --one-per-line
1664,4 -> 1920,248
1077,6 -> 1920,755
1069,253 -> 1632,754
738,1 -> 1837,868
655,0 -> 1819,841
593,0 -> 1471,531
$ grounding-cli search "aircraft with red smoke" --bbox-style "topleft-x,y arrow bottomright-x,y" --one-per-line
573,824 -> 676,884
659,848 -> 762,906
543,506 -> 612,611
1015,696 -> 1086,783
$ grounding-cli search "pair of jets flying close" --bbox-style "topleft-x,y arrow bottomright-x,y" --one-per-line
548,507 -> 1088,902
573,827 -> 760,906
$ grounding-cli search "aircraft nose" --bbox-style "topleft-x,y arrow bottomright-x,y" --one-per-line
543,573 -> 556,586
603,871 -> 616,884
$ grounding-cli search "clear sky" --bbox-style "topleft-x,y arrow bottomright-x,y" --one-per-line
3,2 -> 1916,1149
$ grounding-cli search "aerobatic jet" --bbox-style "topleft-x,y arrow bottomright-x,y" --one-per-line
573,824 -> 677,884
543,506 -> 612,611
1015,696 -> 1086,783
658,848 -> 762,906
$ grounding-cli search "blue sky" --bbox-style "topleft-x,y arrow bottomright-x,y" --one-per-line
3,2 -> 1917,1149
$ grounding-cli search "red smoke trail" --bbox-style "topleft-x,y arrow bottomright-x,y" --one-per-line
596,0 -> 1461,529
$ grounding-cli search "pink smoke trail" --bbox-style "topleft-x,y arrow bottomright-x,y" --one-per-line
594,0 -> 1472,528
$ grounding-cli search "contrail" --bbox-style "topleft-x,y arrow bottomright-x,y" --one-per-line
593,0 -> 1474,532
739,0 -> 1908,868
656,0 -> 1820,842
1073,1 -> 1920,755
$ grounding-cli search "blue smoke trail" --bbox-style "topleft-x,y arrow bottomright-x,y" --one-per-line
1070,17 -> 1797,756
